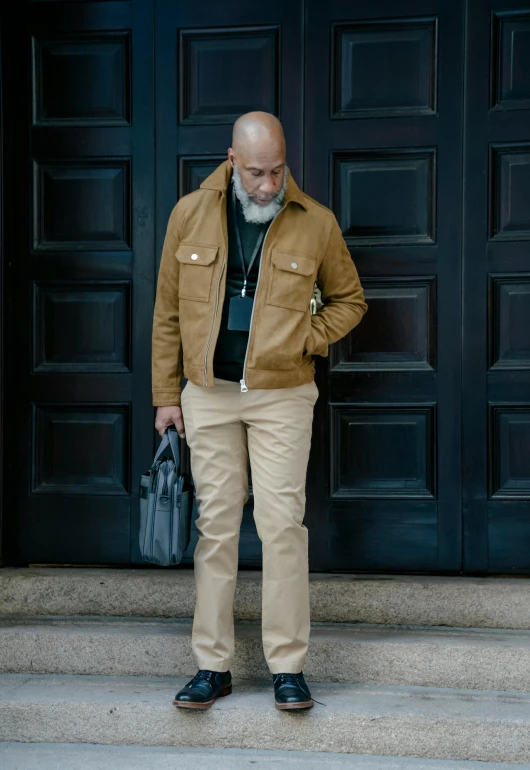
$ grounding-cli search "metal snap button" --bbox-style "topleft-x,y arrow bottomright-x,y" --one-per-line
291,262 -> 298,269
191,254 -> 198,261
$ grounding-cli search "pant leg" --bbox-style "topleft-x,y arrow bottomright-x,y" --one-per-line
243,381 -> 318,674
181,379 -> 248,672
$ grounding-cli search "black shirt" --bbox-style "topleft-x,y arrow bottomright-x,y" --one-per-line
213,186 -> 272,382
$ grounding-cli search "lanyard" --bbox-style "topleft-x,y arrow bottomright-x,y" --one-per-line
231,184 -> 266,297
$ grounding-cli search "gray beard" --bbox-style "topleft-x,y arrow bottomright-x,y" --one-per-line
232,165 -> 287,224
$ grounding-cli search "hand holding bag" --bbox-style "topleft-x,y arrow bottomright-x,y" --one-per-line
139,427 -> 193,566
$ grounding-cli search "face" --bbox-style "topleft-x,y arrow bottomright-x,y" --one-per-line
228,145 -> 286,208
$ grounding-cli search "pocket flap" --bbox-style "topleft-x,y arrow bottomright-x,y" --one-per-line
176,243 -> 218,266
271,251 -> 315,277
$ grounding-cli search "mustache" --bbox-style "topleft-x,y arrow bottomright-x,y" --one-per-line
232,163 -> 288,224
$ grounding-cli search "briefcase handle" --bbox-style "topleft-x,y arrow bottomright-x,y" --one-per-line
153,425 -> 180,467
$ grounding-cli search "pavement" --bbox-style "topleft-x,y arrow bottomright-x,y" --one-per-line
0,744 -> 527,770
2,674 -> 530,763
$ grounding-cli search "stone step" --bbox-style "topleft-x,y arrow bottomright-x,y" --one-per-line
1,674 -> 530,763
2,616 -> 530,692
1,743 -> 527,770
2,567 -> 530,628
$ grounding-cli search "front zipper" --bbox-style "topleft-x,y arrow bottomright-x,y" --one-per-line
240,204 -> 287,393
203,260 -> 226,386
203,193 -> 230,387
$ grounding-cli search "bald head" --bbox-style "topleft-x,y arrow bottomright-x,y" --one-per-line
232,111 -> 285,154
228,112 -> 287,220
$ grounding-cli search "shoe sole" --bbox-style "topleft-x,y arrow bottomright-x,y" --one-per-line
173,684 -> 232,709
275,699 -> 314,710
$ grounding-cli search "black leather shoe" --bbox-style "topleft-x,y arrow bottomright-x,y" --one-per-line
173,669 -> 232,709
273,671 -> 313,710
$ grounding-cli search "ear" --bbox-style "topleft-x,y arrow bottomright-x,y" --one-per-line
227,148 -> 235,168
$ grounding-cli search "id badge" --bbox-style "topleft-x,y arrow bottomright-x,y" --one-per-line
228,294 -> 254,331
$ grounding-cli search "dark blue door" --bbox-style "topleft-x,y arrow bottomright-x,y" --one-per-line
463,0 -> 530,573
302,0 -> 465,571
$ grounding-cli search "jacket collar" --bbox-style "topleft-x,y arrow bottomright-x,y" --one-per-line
200,159 -> 308,211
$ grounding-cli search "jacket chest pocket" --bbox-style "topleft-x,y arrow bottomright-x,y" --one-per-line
176,243 -> 219,302
267,251 -> 316,312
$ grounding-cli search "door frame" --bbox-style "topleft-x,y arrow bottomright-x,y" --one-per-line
0,14 -> 5,566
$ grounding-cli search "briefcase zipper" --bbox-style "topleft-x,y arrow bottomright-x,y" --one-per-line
149,460 -> 161,493
147,460 -> 163,559
168,469 -> 174,564
240,204 -> 286,393
176,477 -> 182,506
159,462 -> 170,505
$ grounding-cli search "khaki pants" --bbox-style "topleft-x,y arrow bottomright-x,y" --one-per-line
181,378 -> 318,674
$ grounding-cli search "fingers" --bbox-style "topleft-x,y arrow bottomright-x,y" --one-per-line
173,407 -> 185,439
175,416 -> 186,439
154,407 -> 185,439
154,416 -> 171,437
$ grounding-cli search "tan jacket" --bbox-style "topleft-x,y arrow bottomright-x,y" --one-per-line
152,160 -> 367,406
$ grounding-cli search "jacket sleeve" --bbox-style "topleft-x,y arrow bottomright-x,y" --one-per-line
152,204 -> 183,407
307,213 -> 368,358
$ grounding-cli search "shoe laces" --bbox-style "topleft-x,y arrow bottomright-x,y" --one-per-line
275,672 -> 302,687
190,669 -> 216,686
274,672 -> 326,706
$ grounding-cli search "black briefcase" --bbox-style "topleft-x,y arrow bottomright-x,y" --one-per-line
139,427 -> 193,566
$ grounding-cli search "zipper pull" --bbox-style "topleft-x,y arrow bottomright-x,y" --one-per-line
240,379 -> 248,393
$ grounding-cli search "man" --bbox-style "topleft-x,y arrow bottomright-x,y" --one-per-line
152,112 -> 367,710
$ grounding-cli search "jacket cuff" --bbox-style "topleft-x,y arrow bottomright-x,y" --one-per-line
152,390 -> 181,407
306,323 -> 329,358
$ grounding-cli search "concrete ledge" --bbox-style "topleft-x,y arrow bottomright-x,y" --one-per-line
2,568 -> 530,628
1,674 -> 530,763
2,617 -> 530,692
0,743 -> 526,770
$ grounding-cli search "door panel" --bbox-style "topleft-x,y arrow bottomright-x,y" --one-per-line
304,0 -> 464,571
463,0 -> 530,573
3,0 -> 155,563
